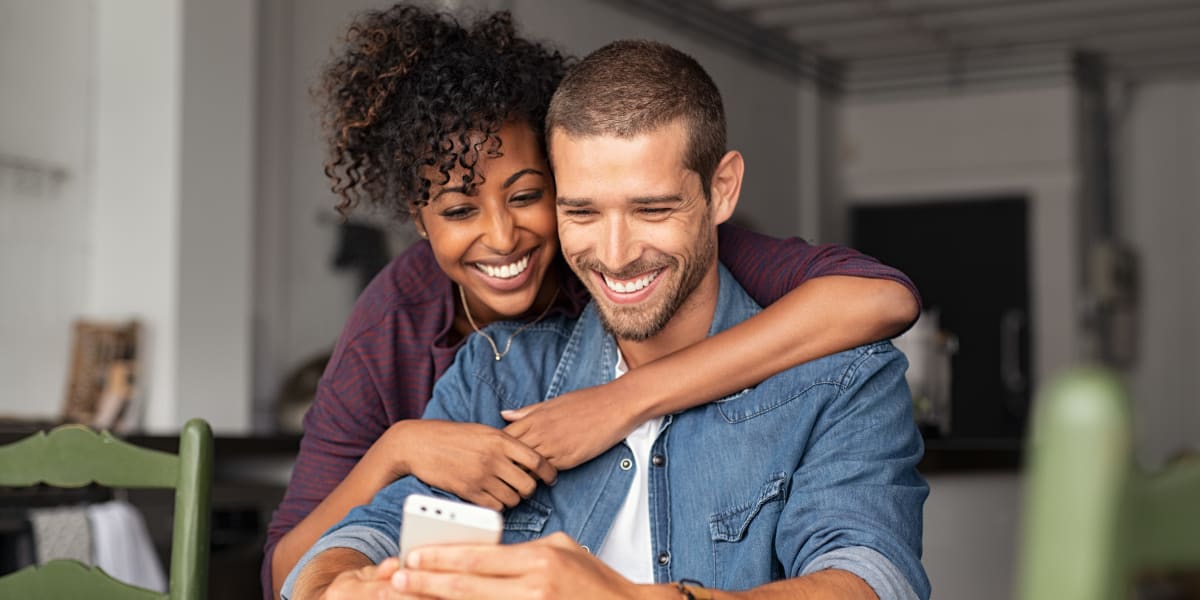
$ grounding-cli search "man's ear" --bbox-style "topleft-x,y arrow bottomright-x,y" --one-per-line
708,150 -> 743,225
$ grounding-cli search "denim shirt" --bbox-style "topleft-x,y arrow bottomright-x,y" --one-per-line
283,265 -> 930,599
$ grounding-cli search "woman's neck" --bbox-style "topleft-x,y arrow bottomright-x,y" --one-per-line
452,268 -> 563,337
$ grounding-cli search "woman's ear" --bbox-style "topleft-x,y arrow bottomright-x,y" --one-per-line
412,210 -> 428,239
708,150 -> 744,225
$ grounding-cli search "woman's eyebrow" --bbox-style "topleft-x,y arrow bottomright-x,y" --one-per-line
431,185 -> 466,201
502,168 -> 544,189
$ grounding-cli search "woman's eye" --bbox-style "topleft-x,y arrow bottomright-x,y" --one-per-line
440,206 -> 476,220
510,191 -> 544,205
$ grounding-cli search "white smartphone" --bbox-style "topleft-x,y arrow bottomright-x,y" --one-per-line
398,494 -> 503,562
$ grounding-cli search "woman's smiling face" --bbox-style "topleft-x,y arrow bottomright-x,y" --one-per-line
415,121 -> 559,326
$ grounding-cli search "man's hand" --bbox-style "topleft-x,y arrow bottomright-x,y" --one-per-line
391,532 -> 642,599
502,385 -> 639,470
319,557 -> 419,600
391,420 -> 557,510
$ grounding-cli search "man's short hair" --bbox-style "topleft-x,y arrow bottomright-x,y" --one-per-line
546,40 -> 727,199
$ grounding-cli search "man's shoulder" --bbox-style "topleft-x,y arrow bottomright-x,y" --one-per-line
790,340 -> 904,388
746,340 -> 907,405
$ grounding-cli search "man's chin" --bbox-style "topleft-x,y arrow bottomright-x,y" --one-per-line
595,302 -> 669,342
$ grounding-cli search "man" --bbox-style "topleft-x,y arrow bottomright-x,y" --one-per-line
285,40 -> 928,600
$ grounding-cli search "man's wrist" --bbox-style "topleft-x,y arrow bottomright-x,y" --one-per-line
639,583 -> 695,600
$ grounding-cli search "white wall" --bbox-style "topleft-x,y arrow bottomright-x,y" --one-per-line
2,0 -> 255,433
175,0 -> 256,432
0,0 -> 93,420
88,0 -> 184,430
1123,80 -> 1200,467
259,0 -> 807,411
840,84 -> 1081,600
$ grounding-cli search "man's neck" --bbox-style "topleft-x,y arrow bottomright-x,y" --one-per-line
616,263 -> 720,370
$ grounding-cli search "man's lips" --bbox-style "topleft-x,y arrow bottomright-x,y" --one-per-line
592,267 -> 664,304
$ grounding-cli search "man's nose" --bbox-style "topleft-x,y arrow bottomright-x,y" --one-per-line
597,216 -> 637,272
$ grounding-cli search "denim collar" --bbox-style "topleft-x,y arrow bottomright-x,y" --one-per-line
545,263 -> 762,402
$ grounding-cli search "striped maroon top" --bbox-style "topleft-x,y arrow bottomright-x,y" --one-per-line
262,223 -> 918,597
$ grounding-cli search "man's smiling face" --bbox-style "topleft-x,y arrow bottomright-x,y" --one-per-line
550,120 -> 719,342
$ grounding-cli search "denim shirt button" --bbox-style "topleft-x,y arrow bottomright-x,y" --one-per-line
651,454 -> 666,467
619,458 -> 633,470
657,551 -> 671,566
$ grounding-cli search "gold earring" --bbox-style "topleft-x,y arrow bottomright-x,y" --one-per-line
416,228 -> 428,239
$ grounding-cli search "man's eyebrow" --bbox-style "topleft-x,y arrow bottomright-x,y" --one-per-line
631,195 -> 683,205
556,196 -> 592,207
503,168 -> 544,189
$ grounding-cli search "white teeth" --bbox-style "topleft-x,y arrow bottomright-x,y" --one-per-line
603,270 -> 659,294
476,254 -> 530,279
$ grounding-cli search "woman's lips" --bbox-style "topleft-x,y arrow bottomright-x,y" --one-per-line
469,247 -> 540,292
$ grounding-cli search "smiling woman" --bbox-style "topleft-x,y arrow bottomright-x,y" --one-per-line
265,4 -> 922,599
415,122 -> 561,327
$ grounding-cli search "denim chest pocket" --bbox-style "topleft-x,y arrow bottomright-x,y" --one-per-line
502,497 -> 552,543
708,473 -> 789,586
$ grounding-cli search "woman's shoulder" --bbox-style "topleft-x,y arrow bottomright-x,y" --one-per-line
338,241 -> 454,344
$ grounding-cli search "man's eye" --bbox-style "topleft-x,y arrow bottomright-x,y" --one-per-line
510,191 -> 544,205
639,207 -> 672,217
564,209 -> 595,217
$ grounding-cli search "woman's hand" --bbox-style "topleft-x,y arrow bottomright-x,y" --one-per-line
384,420 -> 557,510
501,382 -> 641,470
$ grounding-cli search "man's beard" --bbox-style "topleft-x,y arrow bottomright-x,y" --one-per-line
572,222 -> 716,342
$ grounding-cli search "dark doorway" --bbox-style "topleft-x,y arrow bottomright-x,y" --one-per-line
852,197 -> 1032,441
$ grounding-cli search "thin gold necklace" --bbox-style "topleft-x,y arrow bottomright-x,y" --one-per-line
459,284 -> 561,361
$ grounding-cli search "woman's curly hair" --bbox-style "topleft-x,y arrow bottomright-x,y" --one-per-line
316,4 -> 570,222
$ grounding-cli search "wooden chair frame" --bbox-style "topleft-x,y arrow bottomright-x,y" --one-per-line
0,419 -> 212,600
1019,368 -> 1200,599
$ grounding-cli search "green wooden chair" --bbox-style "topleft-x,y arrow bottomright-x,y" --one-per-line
1019,367 -> 1200,599
0,418 -> 212,600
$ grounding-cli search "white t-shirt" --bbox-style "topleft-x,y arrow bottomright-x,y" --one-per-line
596,350 -> 664,584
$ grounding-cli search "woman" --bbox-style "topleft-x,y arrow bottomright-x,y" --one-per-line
265,5 -> 920,598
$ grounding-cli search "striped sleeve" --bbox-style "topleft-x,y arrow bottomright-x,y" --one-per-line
716,222 -> 921,310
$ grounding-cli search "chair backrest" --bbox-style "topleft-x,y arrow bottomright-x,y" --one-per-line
0,418 -> 212,600
1019,367 -> 1200,600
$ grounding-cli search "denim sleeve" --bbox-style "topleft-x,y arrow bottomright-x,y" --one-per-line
281,342 -> 501,599
774,343 -> 930,600
802,546 -> 918,600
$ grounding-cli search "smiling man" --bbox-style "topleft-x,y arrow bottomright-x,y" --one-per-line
285,40 -> 928,600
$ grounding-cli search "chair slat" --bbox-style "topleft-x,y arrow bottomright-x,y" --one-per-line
0,425 -> 179,488
0,559 -> 166,600
1131,460 -> 1200,569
